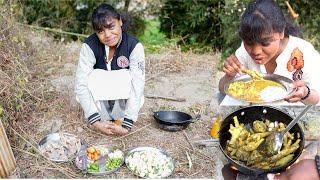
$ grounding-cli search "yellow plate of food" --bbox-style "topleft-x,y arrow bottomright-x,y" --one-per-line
224,74 -> 295,103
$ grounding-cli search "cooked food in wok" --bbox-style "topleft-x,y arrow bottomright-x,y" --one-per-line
227,79 -> 287,103
226,116 -> 300,169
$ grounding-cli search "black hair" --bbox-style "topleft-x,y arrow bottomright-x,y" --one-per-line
91,3 -> 121,32
239,0 -> 301,43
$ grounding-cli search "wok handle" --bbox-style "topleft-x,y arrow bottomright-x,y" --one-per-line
190,114 -> 201,123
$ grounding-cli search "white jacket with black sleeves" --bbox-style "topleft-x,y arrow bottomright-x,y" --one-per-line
74,32 -> 145,130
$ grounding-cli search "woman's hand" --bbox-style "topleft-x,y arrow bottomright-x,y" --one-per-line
223,55 -> 244,77
91,121 -> 128,135
285,81 -> 309,103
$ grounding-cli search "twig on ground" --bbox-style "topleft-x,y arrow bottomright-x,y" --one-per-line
0,84 -> 8,94
146,94 -> 186,102
182,130 -> 195,151
185,151 -> 193,169
146,68 -> 170,82
121,140 -> 126,150
12,147 -> 78,179
111,123 -> 151,141
19,23 -> 89,38
193,139 -> 219,148
188,167 -> 204,177
176,143 -> 216,163
14,126 -> 38,150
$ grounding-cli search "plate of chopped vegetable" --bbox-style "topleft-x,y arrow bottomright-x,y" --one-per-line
75,145 -> 124,175
125,147 -> 175,178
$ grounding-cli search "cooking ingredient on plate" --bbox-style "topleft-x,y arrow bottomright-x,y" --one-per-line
86,147 -> 101,161
83,146 -> 123,174
227,79 -> 286,103
126,149 -> 174,178
226,116 -> 301,169
39,133 -> 80,161
105,150 -> 124,171
87,163 -> 99,173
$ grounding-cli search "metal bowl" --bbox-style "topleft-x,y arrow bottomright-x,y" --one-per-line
224,74 -> 295,104
125,147 -> 175,178
38,132 -> 81,162
75,145 -> 124,175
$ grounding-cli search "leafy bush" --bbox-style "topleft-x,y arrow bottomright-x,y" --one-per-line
138,19 -> 168,53
278,1 -> 320,50
159,0 -> 224,51
16,0 -> 146,40
219,0 -> 251,59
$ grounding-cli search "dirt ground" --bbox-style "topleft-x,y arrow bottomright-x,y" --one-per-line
9,30 -> 233,179
10,30 -> 320,179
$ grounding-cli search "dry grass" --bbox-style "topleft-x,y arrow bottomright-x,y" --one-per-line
4,2 -> 320,179
0,4 -> 36,125
9,38 -> 221,178
1,3 -> 224,178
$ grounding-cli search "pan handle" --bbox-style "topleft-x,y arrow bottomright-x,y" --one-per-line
190,114 -> 201,123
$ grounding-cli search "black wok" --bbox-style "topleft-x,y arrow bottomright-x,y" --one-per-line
219,106 -> 305,177
153,110 -> 199,126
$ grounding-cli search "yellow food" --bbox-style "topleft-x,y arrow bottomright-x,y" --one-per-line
227,79 -> 285,103
87,147 -> 95,154
226,116 -> 300,169
242,69 -> 263,80
86,147 -> 101,161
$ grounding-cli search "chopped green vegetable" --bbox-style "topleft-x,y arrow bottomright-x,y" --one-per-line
87,163 -> 99,173
105,157 -> 122,171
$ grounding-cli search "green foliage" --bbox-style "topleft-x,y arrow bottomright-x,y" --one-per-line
159,0 -> 224,50
277,1 -> 320,51
16,0 -> 146,40
138,19 -> 168,53
219,0 -> 251,66
121,11 -> 146,39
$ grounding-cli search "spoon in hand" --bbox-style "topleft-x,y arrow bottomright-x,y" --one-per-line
265,105 -> 312,156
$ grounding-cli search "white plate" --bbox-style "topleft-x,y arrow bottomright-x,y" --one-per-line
125,147 -> 175,178
224,74 -> 295,104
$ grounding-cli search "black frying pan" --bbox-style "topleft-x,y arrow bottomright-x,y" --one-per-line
219,106 -> 305,176
153,111 -> 199,126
